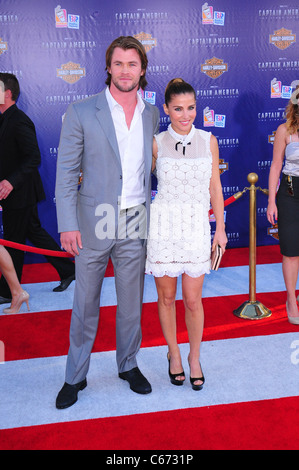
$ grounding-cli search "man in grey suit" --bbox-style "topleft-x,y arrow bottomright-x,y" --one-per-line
55,36 -> 159,409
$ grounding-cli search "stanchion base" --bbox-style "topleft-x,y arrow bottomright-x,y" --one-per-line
233,301 -> 272,320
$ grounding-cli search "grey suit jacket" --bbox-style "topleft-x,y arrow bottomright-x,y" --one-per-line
55,89 -> 160,250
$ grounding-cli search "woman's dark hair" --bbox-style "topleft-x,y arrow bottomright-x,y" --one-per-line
164,78 -> 196,106
105,36 -> 148,90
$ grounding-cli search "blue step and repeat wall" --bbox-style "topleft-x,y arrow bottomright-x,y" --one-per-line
1,0 -> 299,261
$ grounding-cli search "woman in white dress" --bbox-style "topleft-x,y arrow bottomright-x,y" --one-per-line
145,79 -> 227,390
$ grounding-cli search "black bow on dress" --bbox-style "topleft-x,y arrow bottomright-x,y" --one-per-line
175,141 -> 191,155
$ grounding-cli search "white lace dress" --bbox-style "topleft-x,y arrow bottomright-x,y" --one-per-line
145,125 -> 212,278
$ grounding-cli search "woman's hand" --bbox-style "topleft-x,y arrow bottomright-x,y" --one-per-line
267,201 -> 278,225
212,227 -> 227,254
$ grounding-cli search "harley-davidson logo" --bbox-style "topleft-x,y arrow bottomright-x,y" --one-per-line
267,223 -> 279,240
270,27 -> 296,50
0,38 -> 8,55
134,32 -> 157,53
56,61 -> 86,84
268,131 -> 276,144
201,57 -> 228,79
219,158 -> 229,175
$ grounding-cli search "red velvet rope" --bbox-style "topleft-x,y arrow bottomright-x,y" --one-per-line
209,193 -> 242,216
0,238 -> 73,257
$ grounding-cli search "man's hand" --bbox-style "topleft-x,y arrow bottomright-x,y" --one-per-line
0,180 -> 13,200
60,230 -> 83,256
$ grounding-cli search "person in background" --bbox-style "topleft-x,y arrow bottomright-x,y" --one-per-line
0,245 -> 29,313
55,36 -> 159,409
0,73 -> 75,305
267,85 -> 299,325
145,78 -> 227,390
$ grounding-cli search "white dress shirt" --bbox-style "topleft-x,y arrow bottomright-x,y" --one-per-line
105,87 -> 145,210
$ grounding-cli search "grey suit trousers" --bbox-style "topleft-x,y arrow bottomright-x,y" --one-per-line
65,230 -> 146,385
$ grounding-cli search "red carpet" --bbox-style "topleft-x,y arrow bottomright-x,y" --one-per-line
1,396 -> 298,450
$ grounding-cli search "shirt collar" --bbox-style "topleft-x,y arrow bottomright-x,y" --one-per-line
168,123 -> 195,145
105,86 -> 145,114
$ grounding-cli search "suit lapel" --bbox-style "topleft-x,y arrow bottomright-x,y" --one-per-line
0,105 -> 17,142
95,92 -> 121,165
0,117 -> 8,142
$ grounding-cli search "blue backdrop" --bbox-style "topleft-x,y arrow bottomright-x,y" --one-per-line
1,0 -> 299,262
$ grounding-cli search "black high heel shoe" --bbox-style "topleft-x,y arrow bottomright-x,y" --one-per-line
167,353 -> 185,386
189,361 -> 205,391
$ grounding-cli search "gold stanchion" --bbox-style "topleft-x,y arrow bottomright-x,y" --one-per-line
233,173 -> 272,320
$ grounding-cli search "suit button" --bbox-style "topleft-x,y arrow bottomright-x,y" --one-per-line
120,175 -> 122,179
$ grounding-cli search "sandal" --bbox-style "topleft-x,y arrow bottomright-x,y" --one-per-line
188,358 -> 205,391
167,353 -> 185,386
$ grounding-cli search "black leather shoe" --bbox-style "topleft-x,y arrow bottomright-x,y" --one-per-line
119,367 -> 152,394
53,274 -> 75,292
0,296 -> 12,305
56,378 -> 87,409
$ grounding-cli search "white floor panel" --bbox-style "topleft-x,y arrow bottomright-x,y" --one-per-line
1,332 -> 299,430
0,263 -> 293,315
